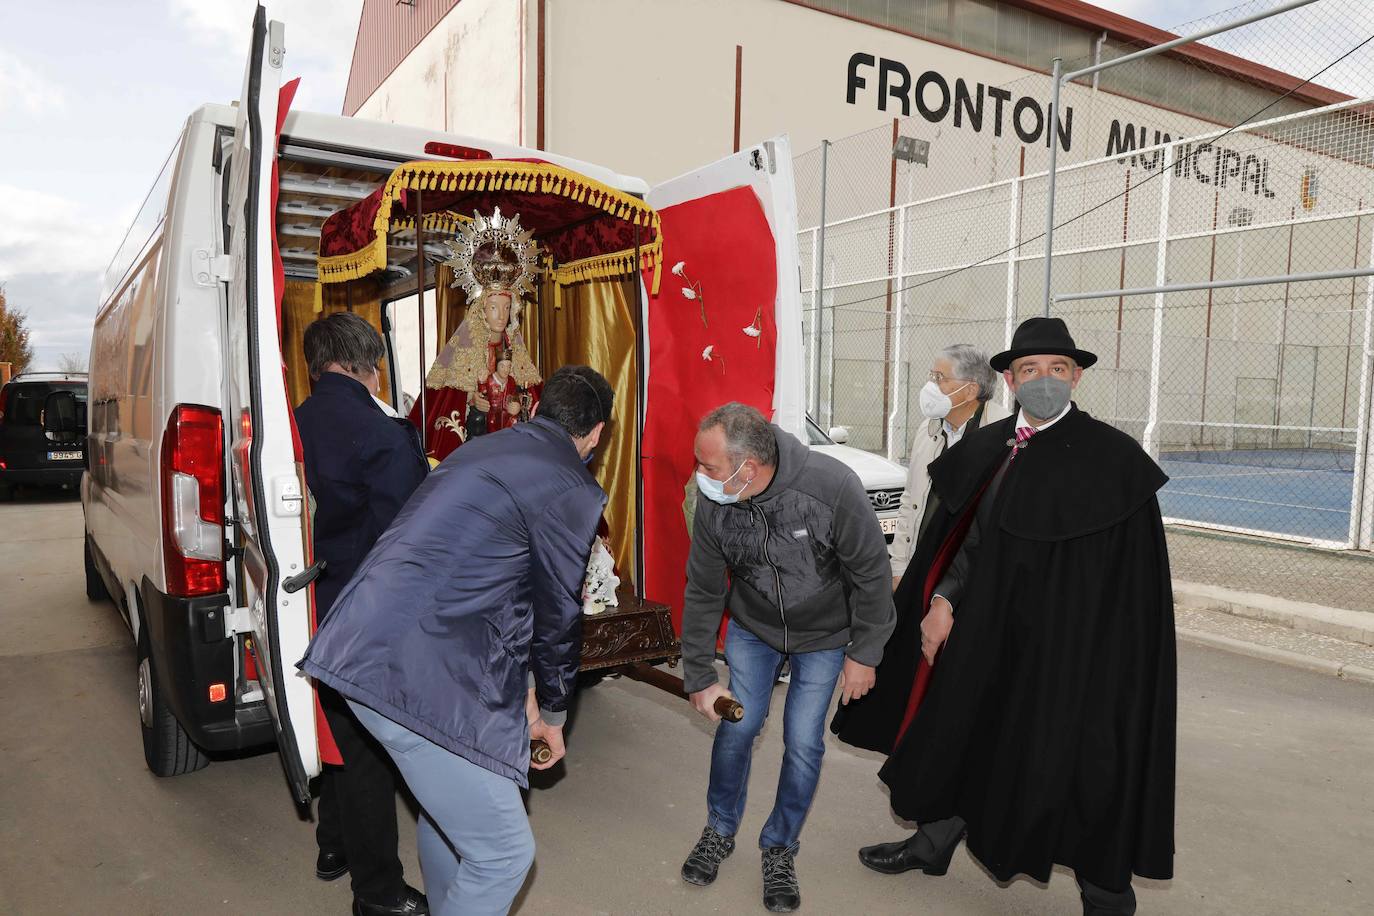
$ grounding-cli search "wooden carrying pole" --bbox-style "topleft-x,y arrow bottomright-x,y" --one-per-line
531,663 -> 744,764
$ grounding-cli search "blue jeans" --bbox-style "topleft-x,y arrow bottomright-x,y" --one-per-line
706,623 -> 846,852
348,700 -> 535,916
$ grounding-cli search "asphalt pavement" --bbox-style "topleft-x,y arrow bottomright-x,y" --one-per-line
2,496 -> 1372,915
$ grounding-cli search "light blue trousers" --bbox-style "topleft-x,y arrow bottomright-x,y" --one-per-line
348,700 -> 535,916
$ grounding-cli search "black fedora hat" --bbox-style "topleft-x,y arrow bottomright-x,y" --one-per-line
990,316 -> 1098,372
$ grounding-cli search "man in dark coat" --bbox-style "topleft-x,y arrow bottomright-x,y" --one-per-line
834,317 -> 1175,915
294,312 -> 429,916
300,365 -> 613,916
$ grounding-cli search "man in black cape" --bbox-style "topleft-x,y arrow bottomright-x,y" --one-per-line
832,317 -> 1175,915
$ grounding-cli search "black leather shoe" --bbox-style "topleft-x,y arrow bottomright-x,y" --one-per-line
352,885 -> 429,916
681,825 -> 736,886
761,847 -> 801,913
315,849 -> 348,882
858,819 -> 965,876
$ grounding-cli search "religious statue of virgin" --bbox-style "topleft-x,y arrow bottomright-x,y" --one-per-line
408,208 -> 543,462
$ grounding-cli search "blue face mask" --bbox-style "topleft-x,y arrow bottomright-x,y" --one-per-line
696,462 -> 749,505
581,451 -> 595,467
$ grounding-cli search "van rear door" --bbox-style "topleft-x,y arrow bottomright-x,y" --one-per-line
639,137 -> 804,628
223,5 -> 317,803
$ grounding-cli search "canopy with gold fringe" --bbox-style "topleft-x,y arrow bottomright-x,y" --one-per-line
314,158 -> 662,309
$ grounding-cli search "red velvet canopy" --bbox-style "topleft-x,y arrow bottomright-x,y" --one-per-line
315,158 -> 662,305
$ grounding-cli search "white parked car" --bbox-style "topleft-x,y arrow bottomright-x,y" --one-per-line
804,417 -> 906,542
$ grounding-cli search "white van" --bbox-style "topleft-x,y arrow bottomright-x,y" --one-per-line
83,6 -> 806,803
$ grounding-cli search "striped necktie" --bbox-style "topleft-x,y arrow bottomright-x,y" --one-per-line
1011,425 -> 1036,459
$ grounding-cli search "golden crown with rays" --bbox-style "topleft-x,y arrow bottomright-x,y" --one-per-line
443,207 -> 540,302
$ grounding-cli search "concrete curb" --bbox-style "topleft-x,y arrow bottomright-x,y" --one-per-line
1173,582 -> 1374,648
1177,627 -> 1374,686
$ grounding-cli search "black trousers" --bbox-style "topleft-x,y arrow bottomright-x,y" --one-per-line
316,685 -> 406,903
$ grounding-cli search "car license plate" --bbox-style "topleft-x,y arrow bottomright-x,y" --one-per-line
880,517 -> 897,535
48,451 -> 82,461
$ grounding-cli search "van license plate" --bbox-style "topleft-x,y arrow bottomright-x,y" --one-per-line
880,517 -> 897,535
48,451 -> 82,461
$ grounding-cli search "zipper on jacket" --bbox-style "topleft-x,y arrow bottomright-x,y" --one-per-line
752,502 -> 788,652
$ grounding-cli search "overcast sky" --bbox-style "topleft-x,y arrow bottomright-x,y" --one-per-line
1,0 -> 1367,370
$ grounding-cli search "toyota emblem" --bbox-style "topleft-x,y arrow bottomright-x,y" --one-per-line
871,491 -> 896,509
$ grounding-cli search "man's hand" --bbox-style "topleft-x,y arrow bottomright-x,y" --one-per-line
527,687 -> 565,770
473,392 -> 491,412
505,400 -> 521,417
838,657 -> 876,705
689,683 -> 736,723
921,596 -> 954,664
529,719 -> 565,770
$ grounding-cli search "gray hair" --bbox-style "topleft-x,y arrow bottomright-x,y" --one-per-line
303,312 -> 386,380
699,402 -> 778,467
940,343 -> 998,402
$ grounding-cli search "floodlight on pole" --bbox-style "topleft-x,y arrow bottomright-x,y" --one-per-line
893,135 -> 930,166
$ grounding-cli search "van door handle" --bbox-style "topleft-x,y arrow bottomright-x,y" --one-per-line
282,560 -> 326,594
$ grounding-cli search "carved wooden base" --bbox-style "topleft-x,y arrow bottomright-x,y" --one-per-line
579,592 -> 680,672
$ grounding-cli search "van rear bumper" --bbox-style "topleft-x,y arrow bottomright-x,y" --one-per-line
0,467 -> 83,488
138,578 -> 276,753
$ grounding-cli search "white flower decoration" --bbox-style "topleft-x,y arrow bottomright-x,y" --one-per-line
742,325 -> 761,338
681,286 -> 697,300
702,345 -> 714,360
672,261 -> 686,277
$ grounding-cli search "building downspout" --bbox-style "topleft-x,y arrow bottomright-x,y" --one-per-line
536,0 -> 547,150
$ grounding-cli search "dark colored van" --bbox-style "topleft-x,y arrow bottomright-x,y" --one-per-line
0,372 -> 88,497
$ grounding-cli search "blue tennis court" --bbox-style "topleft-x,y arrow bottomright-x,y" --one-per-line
1157,448 -> 1355,543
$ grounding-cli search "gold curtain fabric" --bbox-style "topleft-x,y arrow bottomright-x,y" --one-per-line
434,264 -> 467,348
537,275 -> 639,586
282,278 -> 390,409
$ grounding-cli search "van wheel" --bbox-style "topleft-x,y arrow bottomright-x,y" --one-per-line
84,539 -> 110,602
137,631 -> 209,776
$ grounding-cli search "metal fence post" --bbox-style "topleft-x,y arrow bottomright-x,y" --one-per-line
1041,57 -> 1063,318
1004,177 -> 1022,411
812,140 -> 829,423
1354,225 -> 1374,550
807,226 -> 819,417
1141,143 -> 1173,460
886,202 -> 907,462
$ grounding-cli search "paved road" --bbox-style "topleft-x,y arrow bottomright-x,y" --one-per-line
2,497 -> 1372,915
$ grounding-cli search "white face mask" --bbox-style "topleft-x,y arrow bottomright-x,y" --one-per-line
696,462 -> 749,505
919,380 -> 972,420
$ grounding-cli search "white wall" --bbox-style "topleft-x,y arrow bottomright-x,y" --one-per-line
354,0 -> 525,146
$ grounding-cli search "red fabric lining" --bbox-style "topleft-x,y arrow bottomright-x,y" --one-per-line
639,186 -> 777,635
271,77 -> 340,768
892,476 -> 993,749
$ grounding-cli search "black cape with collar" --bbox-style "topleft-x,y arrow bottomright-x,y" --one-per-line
834,406 -> 1176,890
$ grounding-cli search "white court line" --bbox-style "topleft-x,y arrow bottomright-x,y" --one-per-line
1164,489 -> 1347,514
1165,469 -> 1334,480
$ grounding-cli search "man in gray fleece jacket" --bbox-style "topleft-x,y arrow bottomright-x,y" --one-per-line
678,402 -> 895,913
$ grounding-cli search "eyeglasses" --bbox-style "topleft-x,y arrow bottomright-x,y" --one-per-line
928,371 -> 972,385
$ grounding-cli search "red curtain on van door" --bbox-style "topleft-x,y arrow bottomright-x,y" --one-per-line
640,186 -> 777,636
270,78 -> 343,769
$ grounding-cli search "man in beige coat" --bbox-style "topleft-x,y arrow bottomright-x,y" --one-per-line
890,344 -> 1010,589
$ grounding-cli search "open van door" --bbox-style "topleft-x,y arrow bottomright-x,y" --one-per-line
640,137 -> 805,630
223,5 -> 318,803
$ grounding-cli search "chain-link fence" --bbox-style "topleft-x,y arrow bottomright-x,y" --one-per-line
794,1 -> 1374,593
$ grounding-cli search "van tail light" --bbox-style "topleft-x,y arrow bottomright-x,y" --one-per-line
161,405 -> 226,597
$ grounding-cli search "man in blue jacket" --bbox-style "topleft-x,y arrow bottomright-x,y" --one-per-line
300,365 -> 613,916
294,312 -> 429,916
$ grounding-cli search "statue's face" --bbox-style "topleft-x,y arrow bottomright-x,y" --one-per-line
483,292 -> 512,334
